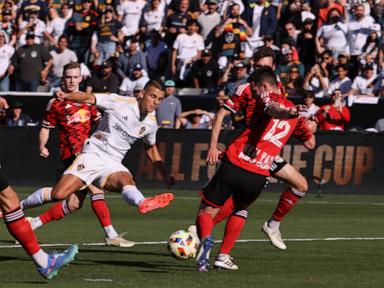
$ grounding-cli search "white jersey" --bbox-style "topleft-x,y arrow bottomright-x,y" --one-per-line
83,94 -> 158,162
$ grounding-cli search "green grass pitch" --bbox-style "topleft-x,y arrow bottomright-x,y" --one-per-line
0,188 -> 383,288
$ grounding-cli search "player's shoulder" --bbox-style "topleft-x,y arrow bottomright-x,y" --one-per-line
146,111 -> 158,125
46,97 -> 59,111
234,82 -> 251,97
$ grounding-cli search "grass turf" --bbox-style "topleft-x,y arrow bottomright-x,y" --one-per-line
0,188 -> 383,288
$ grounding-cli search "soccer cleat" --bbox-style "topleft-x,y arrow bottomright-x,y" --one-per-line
138,193 -> 174,214
261,221 -> 287,250
37,244 -> 78,280
105,235 -> 135,248
196,236 -> 214,272
214,254 -> 238,270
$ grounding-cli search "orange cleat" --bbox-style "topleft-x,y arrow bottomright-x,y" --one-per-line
138,193 -> 174,214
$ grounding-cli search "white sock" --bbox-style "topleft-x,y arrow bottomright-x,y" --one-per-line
21,187 -> 52,210
121,185 -> 144,207
31,217 -> 43,230
268,219 -> 281,230
32,249 -> 49,268
104,225 -> 119,239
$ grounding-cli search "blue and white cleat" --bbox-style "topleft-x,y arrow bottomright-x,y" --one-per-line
37,244 -> 79,280
196,236 -> 214,272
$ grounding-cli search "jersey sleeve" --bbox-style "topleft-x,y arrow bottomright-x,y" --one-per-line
94,93 -> 120,111
260,91 -> 280,111
90,105 -> 102,122
223,83 -> 250,114
142,129 -> 157,146
41,99 -> 58,129
292,117 -> 313,142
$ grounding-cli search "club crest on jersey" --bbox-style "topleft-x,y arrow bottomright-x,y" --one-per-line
139,126 -> 146,135
77,164 -> 85,171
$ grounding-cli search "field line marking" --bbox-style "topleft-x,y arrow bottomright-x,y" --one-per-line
1,237 -> 384,249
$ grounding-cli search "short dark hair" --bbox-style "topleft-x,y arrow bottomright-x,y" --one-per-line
253,47 -> 275,65
335,64 -> 348,71
63,62 -> 81,74
58,35 -> 68,42
145,80 -> 165,93
248,66 -> 277,87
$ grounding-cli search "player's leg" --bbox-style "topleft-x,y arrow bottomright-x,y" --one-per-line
88,184 -> 134,247
104,170 -> 173,214
215,168 -> 268,271
0,176 -> 78,279
262,160 -> 308,250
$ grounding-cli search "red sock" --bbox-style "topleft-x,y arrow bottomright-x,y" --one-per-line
196,211 -> 215,240
272,188 -> 301,222
213,197 -> 233,224
4,208 -> 41,255
219,211 -> 247,255
90,194 -> 112,227
39,202 -> 66,224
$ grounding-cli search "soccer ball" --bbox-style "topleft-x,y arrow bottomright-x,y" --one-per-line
167,230 -> 200,260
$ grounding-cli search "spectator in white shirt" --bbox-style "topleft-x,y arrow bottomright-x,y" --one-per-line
119,63 -> 149,97
316,8 -> 348,58
45,6 -> 66,47
117,0 -> 146,37
49,35 -> 78,88
140,0 -> 165,34
301,91 -> 319,118
303,63 -> 329,98
0,30 -> 14,91
197,0 -> 220,46
171,19 -> 204,82
18,8 -> 46,46
327,64 -> 352,96
349,62 -> 379,97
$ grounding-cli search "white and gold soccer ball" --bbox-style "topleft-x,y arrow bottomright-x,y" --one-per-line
167,230 -> 200,260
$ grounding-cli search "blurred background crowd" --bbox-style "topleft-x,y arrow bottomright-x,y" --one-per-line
0,0 -> 383,131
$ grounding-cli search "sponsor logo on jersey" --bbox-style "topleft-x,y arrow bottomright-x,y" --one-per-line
67,109 -> 91,124
112,123 -> 138,144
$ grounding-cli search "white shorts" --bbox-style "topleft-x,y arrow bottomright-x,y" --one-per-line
63,151 -> 130,188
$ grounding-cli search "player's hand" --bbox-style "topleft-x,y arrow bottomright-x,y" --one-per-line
55,90 -> 69,101
0,96 -> 9,110
163,175 -> 175,189
207,147 -> 222,165
40,146 -> 50,158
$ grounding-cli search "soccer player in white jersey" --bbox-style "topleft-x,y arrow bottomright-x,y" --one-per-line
21,80 -> 174,234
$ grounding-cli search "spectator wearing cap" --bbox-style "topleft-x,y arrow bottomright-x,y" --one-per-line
156,79 -> 182,128
316,8 -> 348,58
347,4 -> 375,74
189,48 -> 221,90
45,6 -> 66,47
119,63 -> 149,96
215,3 -> 252,66
1,8 -> 17,46
349,62 -> 380,97
116,39 -> 148,80
117,0 -> 146,37
171,19 -> 204,83
9,31 -> 52,92
220,61 -> 248,97
86,59 -> 120,93
140,0 -> 165,35
327,64 -> 352,96
361,24 -> 381,61
19,0 -> 48,22
49,35 -> 78,88
0,29 -> 15,91
65,0 -> 99,63
197,0 -> 220,46
133,81 -> 145,99
297,17 -> 317,71
17,7 -> 46,46
6,101 -> 33,127
316,89 -> 350,132
92,6 -> 122,65
146,30 -> 167,78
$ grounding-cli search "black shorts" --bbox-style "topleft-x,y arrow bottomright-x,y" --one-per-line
0,168 -> 9,191
201,160 -> 268,208
269,155 -> 287,175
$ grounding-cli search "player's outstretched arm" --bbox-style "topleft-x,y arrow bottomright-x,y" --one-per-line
207,107 -> 230,165
265,103 -> 306,119
145,144 -> 175,189
56,91 -> 96,105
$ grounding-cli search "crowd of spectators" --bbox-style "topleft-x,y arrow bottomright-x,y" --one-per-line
0,0 -> 384,131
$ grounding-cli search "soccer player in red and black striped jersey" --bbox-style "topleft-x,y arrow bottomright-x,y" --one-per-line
206,47 -> 316,252
0,96 -> 78,279
196,67 -> 309,272
21,62 -> 134,247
